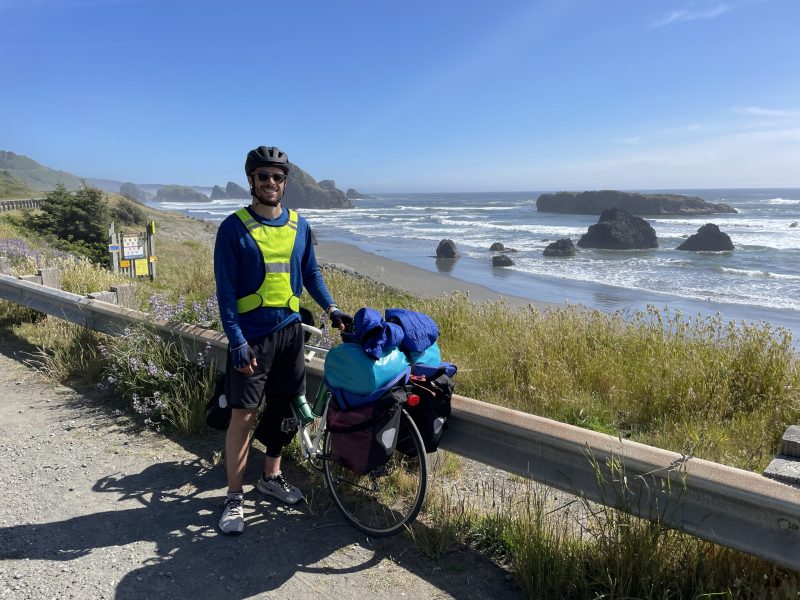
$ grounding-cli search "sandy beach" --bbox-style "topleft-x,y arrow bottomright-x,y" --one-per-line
315,240 -> 551,309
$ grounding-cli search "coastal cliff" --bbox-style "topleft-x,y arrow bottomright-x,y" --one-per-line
537,190 -> 737,215
281,167 -> 352,209
155,185 -> 209,202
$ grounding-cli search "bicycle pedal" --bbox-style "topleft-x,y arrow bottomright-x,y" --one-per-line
280,417 -> 300,433
369,465 -> 390,479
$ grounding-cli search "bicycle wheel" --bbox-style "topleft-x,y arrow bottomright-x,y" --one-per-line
323,408 -> 427,537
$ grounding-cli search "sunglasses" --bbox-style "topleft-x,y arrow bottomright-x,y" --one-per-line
255,172 -> 287,183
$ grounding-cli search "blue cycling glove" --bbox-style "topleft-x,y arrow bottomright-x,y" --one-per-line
231,343 -> 255,370
329,309 -> 353,330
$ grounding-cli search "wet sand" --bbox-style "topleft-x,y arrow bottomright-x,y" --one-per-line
315,241 -> 552,309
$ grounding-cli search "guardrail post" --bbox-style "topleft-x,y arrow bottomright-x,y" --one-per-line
110,284 -> 137,309
19,274 -> 43,285
0,256 -> 9,274
764,426 -> 800,485
37,268 -> 61,289
87,291 -> 118,304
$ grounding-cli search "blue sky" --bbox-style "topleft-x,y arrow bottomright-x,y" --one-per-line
1,0 -> 798,192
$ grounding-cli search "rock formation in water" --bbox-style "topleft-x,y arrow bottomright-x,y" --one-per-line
436,239 -> 459,258
155,185 -> 209,203
577,207 -> 658,250
210,185 -> 228,200
224,182 -> 249,199
676,223 -> 734,251
543,238 -> 577,257
120,182 -> 150,203
492,255 -> 514,267
537,190 -> 737,215
281,169 -> 352,209
346,188 -> 376,199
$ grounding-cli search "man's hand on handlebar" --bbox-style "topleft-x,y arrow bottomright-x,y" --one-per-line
329,309 -> 353,332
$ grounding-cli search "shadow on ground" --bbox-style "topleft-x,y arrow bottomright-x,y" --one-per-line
0,329 -> 520,599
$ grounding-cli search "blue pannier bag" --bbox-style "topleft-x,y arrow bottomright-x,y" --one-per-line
411,360 -> 457,379
324,343 -> 411,410
409,341 -> 441,368
325,369 -> 410,410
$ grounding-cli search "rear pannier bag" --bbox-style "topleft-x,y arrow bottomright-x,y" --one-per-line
400,363 -> 456,453
326,388 -> 404,475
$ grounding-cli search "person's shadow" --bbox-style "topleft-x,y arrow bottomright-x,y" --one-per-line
0,331 -> 521,598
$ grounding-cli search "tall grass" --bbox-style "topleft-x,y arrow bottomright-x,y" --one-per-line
416,461 -> 800,599
18,319 -> 105,382
148,238 -> 216,301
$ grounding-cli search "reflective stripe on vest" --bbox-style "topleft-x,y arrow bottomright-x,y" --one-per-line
235,208 -> 301,314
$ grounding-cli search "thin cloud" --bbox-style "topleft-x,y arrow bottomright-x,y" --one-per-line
652,3 -> 731,26
613,136 -> 643,145
733,106 -> 800,118
659,123 -> 705,135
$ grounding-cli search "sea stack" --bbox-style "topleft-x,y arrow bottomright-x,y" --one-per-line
577,207 -> 658,250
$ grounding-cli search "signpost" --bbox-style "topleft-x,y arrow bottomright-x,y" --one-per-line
108,221 -> 157,281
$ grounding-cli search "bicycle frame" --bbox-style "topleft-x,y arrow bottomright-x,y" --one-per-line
292,322 -> 330,462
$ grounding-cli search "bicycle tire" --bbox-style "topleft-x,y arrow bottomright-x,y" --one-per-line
323,408 -> 427,537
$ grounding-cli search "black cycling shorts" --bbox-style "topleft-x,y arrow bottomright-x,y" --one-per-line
225,321 -> 306,410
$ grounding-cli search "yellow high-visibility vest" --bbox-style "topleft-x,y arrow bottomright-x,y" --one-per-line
234,208 -> 300,314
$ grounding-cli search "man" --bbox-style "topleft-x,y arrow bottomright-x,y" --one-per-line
214,145 -> 351,535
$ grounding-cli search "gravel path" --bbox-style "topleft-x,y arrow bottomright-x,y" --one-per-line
0,337 -> 522,600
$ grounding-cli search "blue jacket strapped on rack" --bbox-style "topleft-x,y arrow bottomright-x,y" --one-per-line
341,307 -> 404,359
341,307 -> 440,360
385,308 -> 440,354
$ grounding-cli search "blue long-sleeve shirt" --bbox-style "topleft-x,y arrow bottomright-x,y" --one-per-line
214,206 -> 335,347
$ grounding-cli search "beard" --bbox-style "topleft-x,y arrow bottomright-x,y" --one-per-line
252,186 -> 283,207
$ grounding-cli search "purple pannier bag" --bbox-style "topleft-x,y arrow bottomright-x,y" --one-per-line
326,388 -> 404,475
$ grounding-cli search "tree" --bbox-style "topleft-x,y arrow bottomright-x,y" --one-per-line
25,183 -> 110,263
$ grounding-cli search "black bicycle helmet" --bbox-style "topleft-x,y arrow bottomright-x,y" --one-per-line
245,146 -> 290,175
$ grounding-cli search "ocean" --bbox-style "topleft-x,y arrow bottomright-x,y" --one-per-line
149,189 -> 800,342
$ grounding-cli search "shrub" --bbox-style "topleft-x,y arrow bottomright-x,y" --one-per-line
110,197 -> 147,226
99,325 -> 214,433
24,184 -> 109,263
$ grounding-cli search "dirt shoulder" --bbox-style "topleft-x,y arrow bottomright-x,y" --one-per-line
0,336 -> 521,600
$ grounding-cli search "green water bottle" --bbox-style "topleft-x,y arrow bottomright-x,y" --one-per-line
312,383 -> 329,417
291,395 -> 315,425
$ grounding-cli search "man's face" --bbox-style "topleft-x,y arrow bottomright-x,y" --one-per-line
249,166 -> 287,206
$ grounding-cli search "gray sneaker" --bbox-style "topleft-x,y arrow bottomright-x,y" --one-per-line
256,472 -> 303,504
219,492 -> 244,535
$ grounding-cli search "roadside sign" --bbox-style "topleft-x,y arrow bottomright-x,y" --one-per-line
109,220 -> 157,281
134,258 -> 149,276
122,235 -> 145,259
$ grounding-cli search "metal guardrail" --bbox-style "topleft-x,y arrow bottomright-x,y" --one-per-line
1,272 -> 799,571
0,198 -> 45,212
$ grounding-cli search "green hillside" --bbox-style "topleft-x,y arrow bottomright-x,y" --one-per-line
0,150 -> 84,191
0,170 -> 39,199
